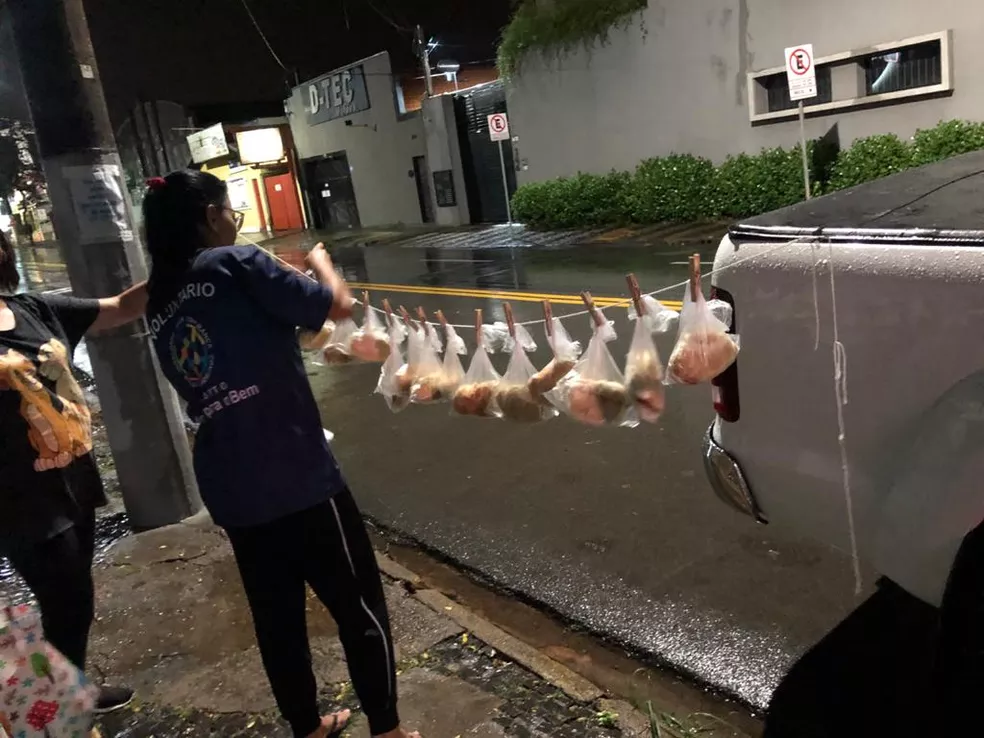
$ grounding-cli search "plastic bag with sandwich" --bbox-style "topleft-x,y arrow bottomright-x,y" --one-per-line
375,303 -> 411,412
492,303 -> 557,423
349,291 -> 391,363
624,274 -> 666,424
666,255 -> 739,385
452,309 -> 502,418
409,308 -> 452,404
548,293 -> 637,428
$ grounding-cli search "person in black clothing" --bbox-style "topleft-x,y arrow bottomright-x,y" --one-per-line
142,171 -> 420,738
0,231 -> 144,713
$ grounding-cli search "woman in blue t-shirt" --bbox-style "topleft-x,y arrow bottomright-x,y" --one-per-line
142,171 -> 419,738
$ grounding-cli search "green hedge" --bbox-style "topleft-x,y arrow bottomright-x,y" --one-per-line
825,133 -> 913,192
510,119 -> 984,228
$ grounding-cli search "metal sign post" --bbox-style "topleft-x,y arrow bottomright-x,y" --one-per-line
488,112 -> 513,224
497,140 -> 512,224
784,44 -> 817,200
798,102 -> 810,200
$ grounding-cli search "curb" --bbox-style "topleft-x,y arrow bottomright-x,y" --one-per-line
375,552 -> 604,705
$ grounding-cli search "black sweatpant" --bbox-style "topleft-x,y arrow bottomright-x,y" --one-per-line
225,489 -> 399,738
4,507 -> 97,671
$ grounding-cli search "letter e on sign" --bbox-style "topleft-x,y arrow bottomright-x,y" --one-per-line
784,43 -> 818,101
488,113 -> 510,142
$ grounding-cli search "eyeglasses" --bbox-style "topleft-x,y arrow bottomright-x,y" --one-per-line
223,207 -> 245,232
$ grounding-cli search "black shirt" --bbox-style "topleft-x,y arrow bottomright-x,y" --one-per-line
0,293 -> 105,549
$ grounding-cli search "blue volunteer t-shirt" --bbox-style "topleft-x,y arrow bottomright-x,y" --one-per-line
148,245 -> 342,528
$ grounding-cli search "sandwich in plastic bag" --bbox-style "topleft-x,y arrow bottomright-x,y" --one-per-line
409,309 -> 451,404
452,309 -> 502,418
349,291 -> 391,363
548,293 -> 637,428
528,301 -> 580,398
323,317 -> 358,365
437,310 -> 467,395
299,321 -> 335,351
493,303 -> 557,423
624,274 -> 666,423
666,255 -> 739,385
375,307 -> 412,413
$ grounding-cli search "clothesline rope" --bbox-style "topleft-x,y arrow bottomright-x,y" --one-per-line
244,233 -> 812,332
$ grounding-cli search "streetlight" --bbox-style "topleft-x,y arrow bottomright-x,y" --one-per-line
436,59 -> 460,91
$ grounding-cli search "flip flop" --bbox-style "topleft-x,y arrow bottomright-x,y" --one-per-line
325,710 -> 350,738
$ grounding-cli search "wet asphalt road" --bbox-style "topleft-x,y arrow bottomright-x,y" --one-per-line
12,232 -> 862,710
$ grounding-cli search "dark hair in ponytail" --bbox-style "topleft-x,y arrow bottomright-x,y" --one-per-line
143,169 -> 227,305
0,229 -> 18,293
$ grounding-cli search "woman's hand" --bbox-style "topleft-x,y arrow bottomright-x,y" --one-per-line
305,242 -> 332,272
306,243 -> 354,321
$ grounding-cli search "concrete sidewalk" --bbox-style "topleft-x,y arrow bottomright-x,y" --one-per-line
88,519 -> 648,738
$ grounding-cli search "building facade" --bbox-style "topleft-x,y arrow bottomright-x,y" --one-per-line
506,0 -> 984,182
286,52 -> 430,229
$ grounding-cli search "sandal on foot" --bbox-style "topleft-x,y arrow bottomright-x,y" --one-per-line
324,710 -> 351,738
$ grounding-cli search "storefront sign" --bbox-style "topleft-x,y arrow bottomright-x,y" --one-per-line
306,64 -> 370,125
187,123 -> 229,164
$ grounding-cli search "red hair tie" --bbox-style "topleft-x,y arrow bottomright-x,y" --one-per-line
146,176 -> 166,191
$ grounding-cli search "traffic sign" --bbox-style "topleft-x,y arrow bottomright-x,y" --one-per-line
488,113 -> 510,142
784,44 -> 817,101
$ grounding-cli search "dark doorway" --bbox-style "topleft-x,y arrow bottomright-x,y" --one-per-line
453,81 -> 516,224
412,155 -> 435,223
303,152 -> 361,229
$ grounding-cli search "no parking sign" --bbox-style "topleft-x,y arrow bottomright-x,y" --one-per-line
488,113 -> 510,142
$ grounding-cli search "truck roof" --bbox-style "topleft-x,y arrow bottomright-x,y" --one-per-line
731,149 -> 984,246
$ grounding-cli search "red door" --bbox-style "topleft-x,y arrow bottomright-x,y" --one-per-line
263,173 -> 304,231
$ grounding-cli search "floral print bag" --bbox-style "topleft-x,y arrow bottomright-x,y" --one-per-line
0,604 -> 98,738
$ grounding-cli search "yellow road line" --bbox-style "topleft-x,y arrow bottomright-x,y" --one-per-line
349,281 -> 683,310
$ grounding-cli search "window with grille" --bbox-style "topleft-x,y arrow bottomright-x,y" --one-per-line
761,67 -> 833,113
864,40 -> 942,95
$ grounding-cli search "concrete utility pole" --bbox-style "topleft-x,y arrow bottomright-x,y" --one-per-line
416,25 -> 434,97
8,0 -> 202,528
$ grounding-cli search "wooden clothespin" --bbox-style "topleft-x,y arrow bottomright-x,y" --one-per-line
398,305 -> 412,328
416,306 -> 430,335
581,291 -> 605,328
689,254 -> 701,302
435,310 -> 452,341
382,298 -> 395,328
626,274 -> 644,318
503,302 -> 516,340
542,300 -> 554,338
362,290 -> 371,318
475,308 -> 483,347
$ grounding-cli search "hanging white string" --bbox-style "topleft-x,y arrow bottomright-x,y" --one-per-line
827,241 -> 862,595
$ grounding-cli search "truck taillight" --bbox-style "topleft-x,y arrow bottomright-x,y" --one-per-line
710,285 -> 740,422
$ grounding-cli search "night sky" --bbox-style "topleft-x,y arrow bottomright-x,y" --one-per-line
81,0 -> 513,125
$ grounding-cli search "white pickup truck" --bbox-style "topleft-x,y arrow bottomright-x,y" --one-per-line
703,150 -> 984,735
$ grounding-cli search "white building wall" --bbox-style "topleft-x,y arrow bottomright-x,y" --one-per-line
507,0 -> 984,182
287,51 -> 427,227
422,95 -> 471,226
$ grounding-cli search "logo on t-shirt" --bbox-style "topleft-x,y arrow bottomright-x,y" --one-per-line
170,316 -> 214,388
